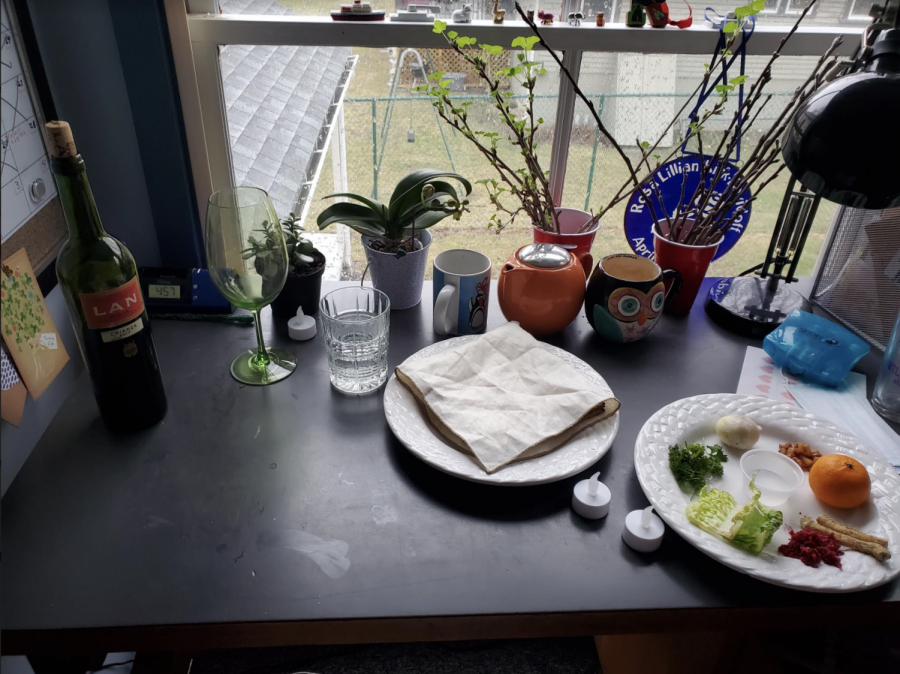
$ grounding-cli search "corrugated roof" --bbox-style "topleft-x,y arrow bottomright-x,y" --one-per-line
220,0 -> 351,220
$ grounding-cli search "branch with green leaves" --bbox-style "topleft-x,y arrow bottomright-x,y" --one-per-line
419,25 -> 559,233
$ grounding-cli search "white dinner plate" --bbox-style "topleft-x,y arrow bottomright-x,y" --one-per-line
634,393 -> 900,592
384,336 -> 619,486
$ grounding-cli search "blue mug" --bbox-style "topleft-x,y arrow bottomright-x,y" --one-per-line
433,249 -> 491,335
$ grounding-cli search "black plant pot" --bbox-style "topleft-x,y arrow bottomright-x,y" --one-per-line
271,253 -> 326,318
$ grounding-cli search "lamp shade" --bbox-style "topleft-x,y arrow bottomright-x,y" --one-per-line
782,29 -> 900,210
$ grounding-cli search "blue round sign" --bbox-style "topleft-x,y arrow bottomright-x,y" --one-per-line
624,156 -> 752,262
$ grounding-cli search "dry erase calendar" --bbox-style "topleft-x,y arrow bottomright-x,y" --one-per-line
1,0 -> 56,243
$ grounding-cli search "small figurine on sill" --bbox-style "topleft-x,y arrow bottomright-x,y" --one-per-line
646,1 -> 668,27
568,11 -> 584,25
596,11 -> 605,25
389,4 -> 439,21
330,0 -> 386,21
492,0 -> 506,23
538,9 -> 554,24
642,1 -> 693,29
626,2 -> 646,27
527,9 -> 535,21
451,4 -> 473,23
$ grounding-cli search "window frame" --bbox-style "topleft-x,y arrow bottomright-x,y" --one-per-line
760,0 -> 819,18
844,0 -> 876,22
171,2 -> 860,235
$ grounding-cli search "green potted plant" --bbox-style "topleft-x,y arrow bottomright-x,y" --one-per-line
243,213 -> 327,317
317,169 -> 471,310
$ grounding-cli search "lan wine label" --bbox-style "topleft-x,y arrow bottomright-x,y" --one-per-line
48,121 -> 167,431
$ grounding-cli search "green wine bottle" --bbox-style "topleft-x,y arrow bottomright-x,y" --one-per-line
48,121 -> 167,431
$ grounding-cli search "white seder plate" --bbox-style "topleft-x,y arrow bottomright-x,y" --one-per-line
384,336 -> 619,486
635,393 -> 900,593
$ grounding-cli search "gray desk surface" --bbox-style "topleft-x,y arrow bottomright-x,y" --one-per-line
3,279 -> 898,654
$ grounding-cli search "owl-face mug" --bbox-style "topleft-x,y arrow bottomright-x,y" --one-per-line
585,254 -> 681,343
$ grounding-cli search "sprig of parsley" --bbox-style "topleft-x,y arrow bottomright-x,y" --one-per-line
668,442 -> 728,495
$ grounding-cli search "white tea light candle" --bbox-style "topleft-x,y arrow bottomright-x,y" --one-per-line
572,472 -> 611,519
288,307 -> 317,341
623,506 -> 664,552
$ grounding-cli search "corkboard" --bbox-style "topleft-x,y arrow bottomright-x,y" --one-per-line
0,197 -> 67,276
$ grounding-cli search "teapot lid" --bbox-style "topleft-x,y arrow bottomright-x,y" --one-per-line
517,243 -> 571,268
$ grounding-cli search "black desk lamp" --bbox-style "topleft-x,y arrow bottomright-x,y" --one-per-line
707,2 -> 900,336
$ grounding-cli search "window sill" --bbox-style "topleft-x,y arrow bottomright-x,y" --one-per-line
187,16 -> 859,57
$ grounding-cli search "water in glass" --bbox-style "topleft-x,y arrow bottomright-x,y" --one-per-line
321,288 -> 390,395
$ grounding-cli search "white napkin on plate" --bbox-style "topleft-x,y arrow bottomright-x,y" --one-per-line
395,322 -> 620,473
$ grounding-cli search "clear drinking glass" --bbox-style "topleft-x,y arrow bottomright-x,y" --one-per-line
321,287 -> 390,394
205,186 -> 296,385
872,309 -> 900,422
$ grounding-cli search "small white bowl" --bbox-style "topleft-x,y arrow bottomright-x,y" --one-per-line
740,449 -> 804,507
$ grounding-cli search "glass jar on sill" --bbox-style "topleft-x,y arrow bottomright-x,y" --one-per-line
872,309 -> 900,423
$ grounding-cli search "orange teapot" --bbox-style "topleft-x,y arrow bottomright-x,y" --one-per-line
497,243 -> 587,337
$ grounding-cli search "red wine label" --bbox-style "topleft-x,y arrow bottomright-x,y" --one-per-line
80,277 -> 144,329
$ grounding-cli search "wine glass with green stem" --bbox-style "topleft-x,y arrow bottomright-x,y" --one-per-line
206,186 -> 297,385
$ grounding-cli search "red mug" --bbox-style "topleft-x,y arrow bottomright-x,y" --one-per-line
652,224 -> 720,316
533,207 -> 599,276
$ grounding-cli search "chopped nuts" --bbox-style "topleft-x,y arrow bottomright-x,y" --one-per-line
779,441 -> 822,471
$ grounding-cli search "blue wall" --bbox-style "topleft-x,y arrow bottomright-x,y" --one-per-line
109,0 -> 205,269
21,0 -> 203,268
26,0 -> 164,266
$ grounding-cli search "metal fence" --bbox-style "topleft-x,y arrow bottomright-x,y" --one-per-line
344,91 -> 796,206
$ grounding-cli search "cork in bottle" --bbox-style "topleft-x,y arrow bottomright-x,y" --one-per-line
45,120 -> 78,159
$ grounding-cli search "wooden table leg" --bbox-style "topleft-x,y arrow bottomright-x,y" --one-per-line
132,651 -> 193,674
27,654 -> 107,674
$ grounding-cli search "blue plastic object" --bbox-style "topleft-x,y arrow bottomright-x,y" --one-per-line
763,310 -> 870,387
191,268 -> 231,311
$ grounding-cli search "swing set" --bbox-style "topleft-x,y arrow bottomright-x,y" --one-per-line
372,48 -> 458,198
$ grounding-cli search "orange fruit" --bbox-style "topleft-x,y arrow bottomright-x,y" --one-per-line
809,454 -> 871,509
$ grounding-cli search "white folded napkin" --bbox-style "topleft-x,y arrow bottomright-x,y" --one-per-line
395,322 -> 620,473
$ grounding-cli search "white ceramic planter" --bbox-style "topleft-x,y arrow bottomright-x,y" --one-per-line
361,229 -> 432,310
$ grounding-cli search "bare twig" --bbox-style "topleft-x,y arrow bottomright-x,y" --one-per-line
694,36 -> 842,240
636,137 -> 670,230
514,3 -> 639,188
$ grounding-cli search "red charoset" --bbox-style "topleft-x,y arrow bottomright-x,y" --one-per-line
778,527 -> 843,569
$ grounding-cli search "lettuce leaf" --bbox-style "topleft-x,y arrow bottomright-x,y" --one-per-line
685,487 -> 736,535
724,480 -> 783,554
684,479 -> 783,555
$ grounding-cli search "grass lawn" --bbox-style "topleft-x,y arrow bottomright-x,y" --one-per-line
301,46 -> 835,282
